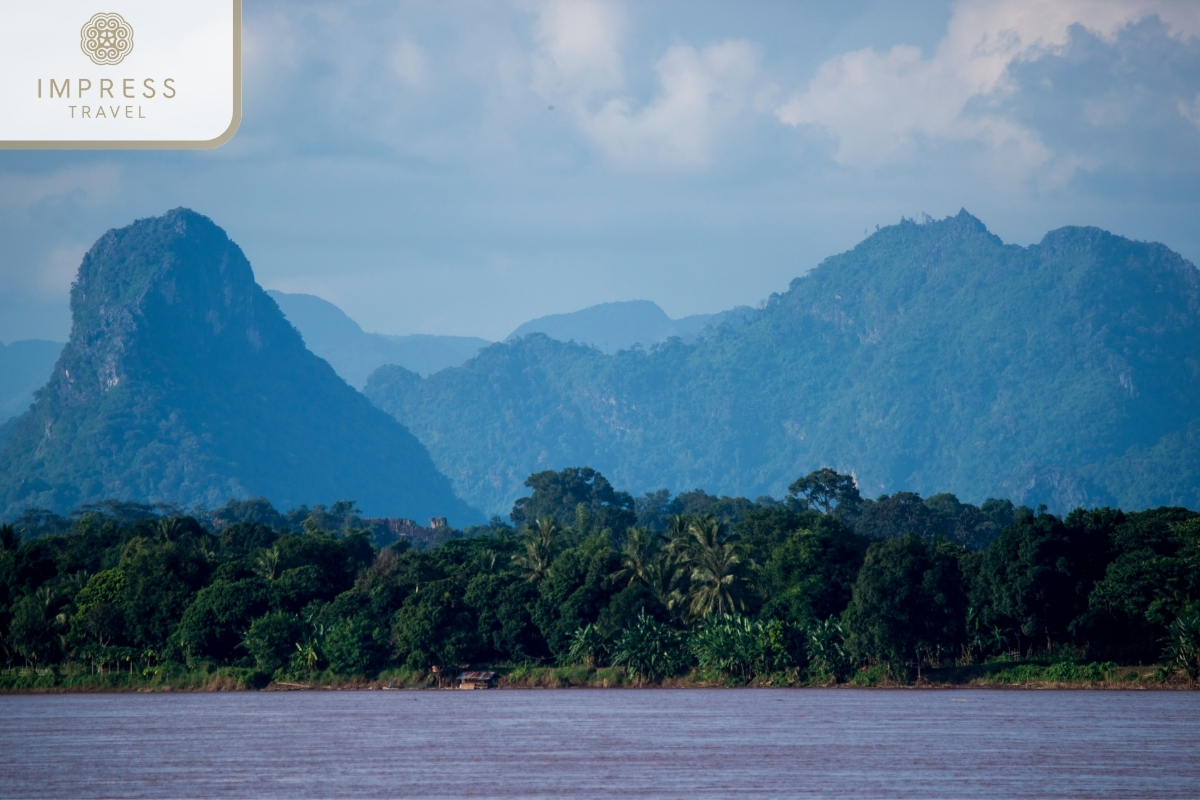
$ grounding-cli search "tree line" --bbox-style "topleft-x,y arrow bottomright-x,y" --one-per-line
1,467 -> 1198,685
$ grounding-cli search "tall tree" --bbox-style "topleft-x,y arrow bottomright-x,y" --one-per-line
844,535 -> 967,672
788,469 -> 861,515
671,516 -> 751,621
510,467 -> 635,537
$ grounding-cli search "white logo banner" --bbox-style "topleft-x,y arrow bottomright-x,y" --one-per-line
0,1 -> 241,149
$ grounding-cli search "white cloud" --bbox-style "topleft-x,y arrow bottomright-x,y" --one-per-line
580,40 -> 760,169
531,0 -> 625,99
529,0 -> 761,169
776,0 -> 1200,176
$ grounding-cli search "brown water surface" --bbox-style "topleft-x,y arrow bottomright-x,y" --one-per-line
2,689 -> 1198,798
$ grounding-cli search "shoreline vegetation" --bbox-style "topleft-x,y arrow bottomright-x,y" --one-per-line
2,660 -> 1196,693
2,467 -> 1199,696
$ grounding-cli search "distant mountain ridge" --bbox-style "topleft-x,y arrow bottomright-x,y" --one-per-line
0,209 -> 480,524
267,291 -> 490,388
366,211 -> 1200,517
507,300 -> 756,353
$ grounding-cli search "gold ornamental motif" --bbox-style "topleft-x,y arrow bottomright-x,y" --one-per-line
80,13 -> 134,66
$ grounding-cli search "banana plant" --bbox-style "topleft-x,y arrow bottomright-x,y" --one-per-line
1164,608 -> 1200,680
566,623 -> 608,668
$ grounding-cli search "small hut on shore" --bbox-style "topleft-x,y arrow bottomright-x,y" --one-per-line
456,670 -> 498,690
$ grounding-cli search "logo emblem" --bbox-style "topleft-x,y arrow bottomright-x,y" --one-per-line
80,13 -> 134,66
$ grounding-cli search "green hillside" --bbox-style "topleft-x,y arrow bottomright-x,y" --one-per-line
0,209 -> 480,525
365,211 -> 1200,516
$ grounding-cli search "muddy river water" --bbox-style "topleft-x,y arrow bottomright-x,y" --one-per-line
2,689 -> 1198,798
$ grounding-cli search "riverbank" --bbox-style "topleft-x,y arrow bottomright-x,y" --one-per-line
2,660 -> 1197,692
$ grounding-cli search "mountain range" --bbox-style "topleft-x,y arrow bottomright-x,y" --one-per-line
508,300 -> 757,353
267,293 -> 755,389
365,211 -> 1200,517
0,296 -> 745,425
0,209 -> 480,524
3,209 -> 1197,524
267,291 -> 490,388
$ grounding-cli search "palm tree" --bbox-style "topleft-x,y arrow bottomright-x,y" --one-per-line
254,547 -> 280,580
512,517 -> 560,582
157,517 -> 183,541
674,516 -> 749,622
641,556 -> 686,617
686,540 -> 748,620
664,515 -> 692,559
610,527 -> 661,588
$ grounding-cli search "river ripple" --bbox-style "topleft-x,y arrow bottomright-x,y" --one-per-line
2,689 -> 1198,798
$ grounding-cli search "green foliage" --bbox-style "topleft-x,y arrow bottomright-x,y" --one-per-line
973,510 -> 1110,655
531,536 -> 620,657
610,611 -> 688,683
805,616 -> 850,681
566,623 -> 608,668
69,569 -> 129,651
392,578 -> 481,669
9,591 -> 65,666
689,613 -> 790,681
669,516 -> 751,622
849,662 -> 891,687
987,660 -> 1120,684
242,612 -> 302,674
1077,512 -> 1200,662
323,614 -> 388,676
1163,607 -> 1200,680
844,535 -> 967,670
510,468 -> 635,539
760,525 -> 867,630
118,531 -> 211,651
175,579 -> 271,666
512,518 -> 561,583
789,468 -> 861,516
0,469 -> 1196,688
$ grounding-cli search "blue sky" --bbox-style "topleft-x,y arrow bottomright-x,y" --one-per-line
3,0 -> 1199,343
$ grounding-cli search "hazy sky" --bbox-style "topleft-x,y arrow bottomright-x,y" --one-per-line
3,0 -> 1199,343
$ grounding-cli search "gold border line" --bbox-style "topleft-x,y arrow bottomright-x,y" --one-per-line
0,0 -> 242,150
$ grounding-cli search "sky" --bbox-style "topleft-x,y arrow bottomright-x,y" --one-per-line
3,0 -> 1199,343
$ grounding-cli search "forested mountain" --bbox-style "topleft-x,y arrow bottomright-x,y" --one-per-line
0,209 -> 480,525
0,340 -> 63,424
366,211 -> 1200,517
268,291 -> 489,387
507,300 -> 756,353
